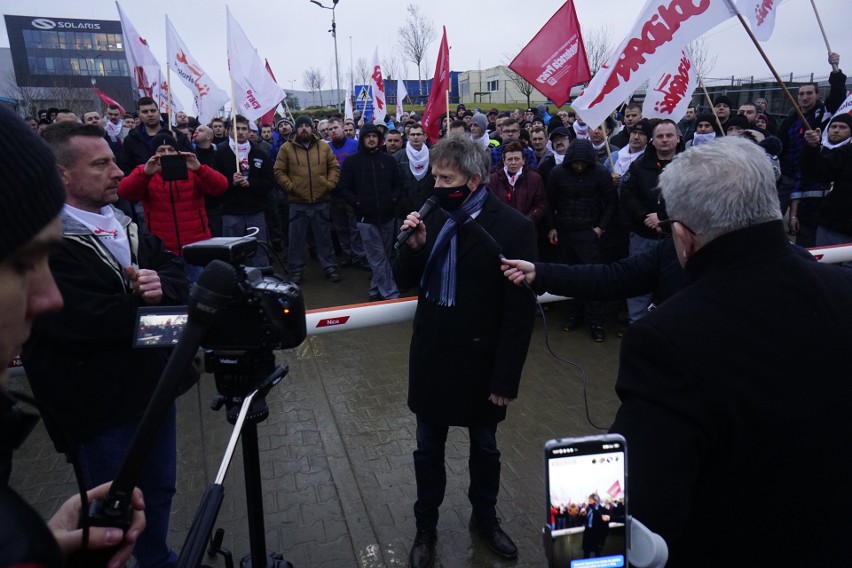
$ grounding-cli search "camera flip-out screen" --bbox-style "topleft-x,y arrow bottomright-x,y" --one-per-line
133,306 -> 189,348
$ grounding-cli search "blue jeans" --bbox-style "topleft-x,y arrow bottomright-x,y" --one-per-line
222,212 -> 270,267
74,405 -> 178,568
413,418 -> 501,529
357,219 -> 399,299
627,233 -> 658,323
287,202 -> 337,274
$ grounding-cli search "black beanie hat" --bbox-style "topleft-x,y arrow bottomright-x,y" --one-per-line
696,113 -> 722,135
0,106 -> 66,263
725,114 -> 750,131
294,115 -> 313,130
151,132 -> 178,151
829,113 -> 852,130
713,95 -> 732,109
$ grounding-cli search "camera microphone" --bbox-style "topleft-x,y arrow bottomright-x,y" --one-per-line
395,196 -> 440,249
94,260 -> 238,522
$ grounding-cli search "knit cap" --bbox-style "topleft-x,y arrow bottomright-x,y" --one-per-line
0,106 -> 66,262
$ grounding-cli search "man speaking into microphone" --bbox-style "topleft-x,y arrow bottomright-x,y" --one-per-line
395,134 -> 537,567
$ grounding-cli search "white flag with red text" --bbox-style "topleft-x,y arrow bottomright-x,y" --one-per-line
642,49 -> 697,121
572,0 -> 735,130
822,91 -> 852,146
396,79 -> 408,121
737,0 -> 777,42
370,48 -> 387,124
226,8 -> 286,122
166,17 -> 228,125
116,2 -> 161,99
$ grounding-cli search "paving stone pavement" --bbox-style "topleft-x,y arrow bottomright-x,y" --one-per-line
8,258 -> 624,567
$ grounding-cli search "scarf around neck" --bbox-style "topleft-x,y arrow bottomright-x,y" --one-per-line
406,143 -> 430,180
573,121 -> 589,139
421,187 -> 489,306
503,166 -> 523,190
614,148 -> 644,175
228,139 -> 251,172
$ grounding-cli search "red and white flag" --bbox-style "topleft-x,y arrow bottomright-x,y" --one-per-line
259,60 -> 279,127
396,79 -> 408,121
92,88 -> 126,115
166,17 -> 227,125
370,47 -> 387,124
642,49 -> 697,121
607,479 -> 623,499
116,2 -> 161,99
572,0 -> 735,130
422,26 -> 450,144
157,74 -> 185,117
737,0 -> 778,42
508,1 -> 591,107
226,8 -> 286,122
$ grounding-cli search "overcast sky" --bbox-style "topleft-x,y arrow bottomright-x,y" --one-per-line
2,0 -> 850,108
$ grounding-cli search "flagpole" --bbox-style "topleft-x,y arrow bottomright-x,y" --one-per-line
725,1 -> 811,130
698,76 -> 726,135
602,124 -> 614,171
808,0 -> 839,72
166,64 -> 173,132
230,79 -> 240,173
445,90 -> 450,134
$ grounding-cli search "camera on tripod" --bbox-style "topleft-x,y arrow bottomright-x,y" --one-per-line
183,236 -> 307,352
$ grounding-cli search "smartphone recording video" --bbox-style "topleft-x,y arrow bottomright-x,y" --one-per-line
544,434 -> 627,567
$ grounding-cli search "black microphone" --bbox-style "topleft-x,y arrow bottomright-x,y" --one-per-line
91,260 -> 238,525
463,217 -> 505,259
395,196 -> 440,249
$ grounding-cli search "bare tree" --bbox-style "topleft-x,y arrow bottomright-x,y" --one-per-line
354,57 -> 371,88
502,52 -> 536,107
303,67 -> 326,107
689,37 -> 718,80
584,26 -> 615,76
397,4 -> 437,98
381,52 -> 402,81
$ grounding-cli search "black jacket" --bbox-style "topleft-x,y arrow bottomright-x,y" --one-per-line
338,127 -> 402,223
801,142 -> 852,234
619,146 -> 672,239
610,221 -> 852,566
121,125 -> 192,175
22,208 -> 188,451
394,147 -> 435,218
214,142 -> 274,215
547,139 -> 616,232
394,191 -> 537,426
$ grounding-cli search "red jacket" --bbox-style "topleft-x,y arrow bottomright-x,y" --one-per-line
118,164 -> 228,255
487,167 -> 549,225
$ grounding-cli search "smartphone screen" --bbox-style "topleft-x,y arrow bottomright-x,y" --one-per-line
160,154 -> 189,181
544,435 -> 627,568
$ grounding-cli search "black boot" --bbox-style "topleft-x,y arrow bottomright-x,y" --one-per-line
469,515 -> 518,559
409,528 -> 437,568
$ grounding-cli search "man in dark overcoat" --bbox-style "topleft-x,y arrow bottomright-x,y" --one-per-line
395,135 -> 537,568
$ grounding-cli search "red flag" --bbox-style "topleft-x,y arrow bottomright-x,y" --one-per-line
508,2 -> 590,107
260,59 -> 278,127
422,26 -> 450,144
92,88 -> 126,115
607,479 -> 622,499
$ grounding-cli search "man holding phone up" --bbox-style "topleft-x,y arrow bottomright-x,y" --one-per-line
118,132 -> 228,281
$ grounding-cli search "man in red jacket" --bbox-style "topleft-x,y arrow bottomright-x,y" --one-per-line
118,132 -> 228,281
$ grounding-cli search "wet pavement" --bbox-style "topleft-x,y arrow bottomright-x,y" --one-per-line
9,256 -> 624,567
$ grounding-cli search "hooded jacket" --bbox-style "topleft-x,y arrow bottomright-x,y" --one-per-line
273,132 -> 340,204
337,125 -> 401,223
118,163 -> 228,255
546,139 -> 616,232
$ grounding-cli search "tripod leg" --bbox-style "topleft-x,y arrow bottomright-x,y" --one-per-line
241,421 -> 268,568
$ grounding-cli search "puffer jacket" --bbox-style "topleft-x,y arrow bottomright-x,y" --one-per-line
273,134 -> 340,204
118,163 -> 228,255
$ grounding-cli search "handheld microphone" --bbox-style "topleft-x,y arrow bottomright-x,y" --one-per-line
394,196 -> 440,249
463,216 -> 505,260
87,260 -> 238,532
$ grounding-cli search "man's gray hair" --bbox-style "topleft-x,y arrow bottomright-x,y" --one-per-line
660,136 -> 781,244
429,134 -> 490,181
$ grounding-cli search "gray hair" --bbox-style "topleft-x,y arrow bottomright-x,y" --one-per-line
429,133 -> 490,181
660,136 -> 781,245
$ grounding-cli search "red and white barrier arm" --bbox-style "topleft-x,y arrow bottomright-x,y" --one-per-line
807,243 -> 852,264
305,293 -> 566,335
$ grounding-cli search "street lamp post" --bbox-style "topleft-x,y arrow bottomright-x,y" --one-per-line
309,0 -> 341,112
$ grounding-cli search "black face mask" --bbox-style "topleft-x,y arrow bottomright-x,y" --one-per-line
432,183 -> 472,210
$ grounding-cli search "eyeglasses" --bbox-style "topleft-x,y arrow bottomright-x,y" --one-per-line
658,218 -> 696,235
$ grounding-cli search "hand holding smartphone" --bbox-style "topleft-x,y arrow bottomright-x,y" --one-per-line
544,434 -> 627,567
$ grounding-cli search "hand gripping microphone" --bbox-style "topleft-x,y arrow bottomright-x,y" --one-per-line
72,260 -> 238,566
394,196 -> 440,249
